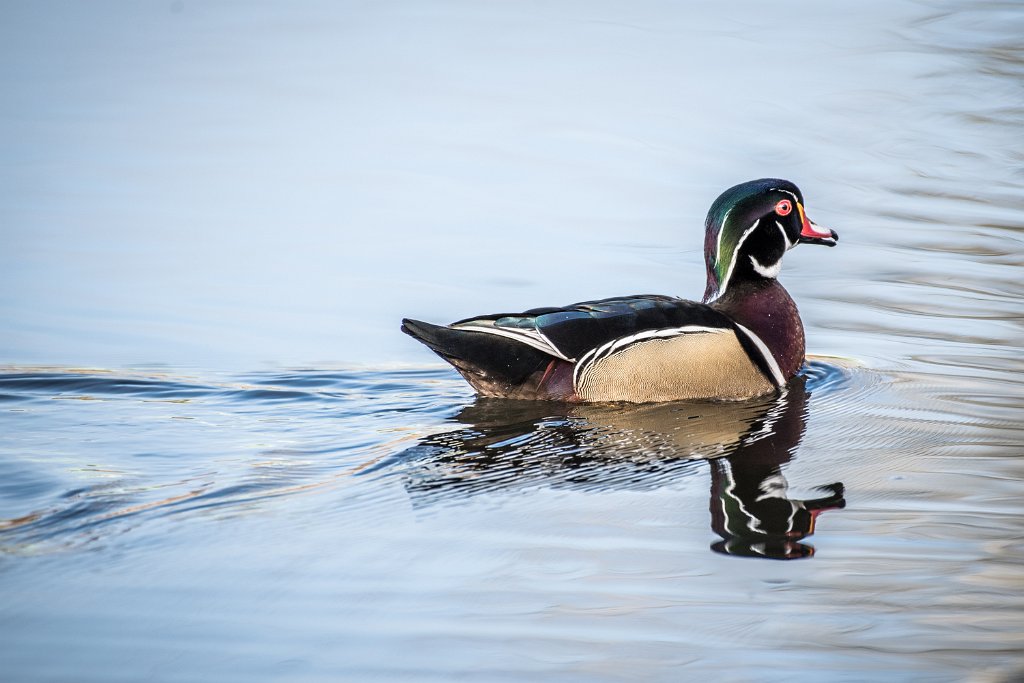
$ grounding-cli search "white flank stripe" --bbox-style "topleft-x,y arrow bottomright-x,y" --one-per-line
572,325 -> 727,389
597,325 -> 725,363
733,323 -> 786,387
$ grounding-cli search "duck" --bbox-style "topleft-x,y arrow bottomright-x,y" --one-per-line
401,178 -> 838,402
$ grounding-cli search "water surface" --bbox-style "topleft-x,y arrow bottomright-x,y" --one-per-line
2,1 -> 1023,681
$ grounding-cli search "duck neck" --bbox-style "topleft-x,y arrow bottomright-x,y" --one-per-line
711,279 -> 805,380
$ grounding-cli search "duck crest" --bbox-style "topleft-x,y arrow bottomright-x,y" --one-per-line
703,178 -> 801,304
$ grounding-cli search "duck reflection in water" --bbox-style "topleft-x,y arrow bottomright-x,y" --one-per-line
707,378 -> 845,560
389,375 -> 844,560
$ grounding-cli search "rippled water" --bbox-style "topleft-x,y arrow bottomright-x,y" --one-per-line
3,1 -> 1024,681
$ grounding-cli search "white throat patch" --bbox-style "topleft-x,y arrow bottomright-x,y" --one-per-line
749,254 -> 782,279
775,220 -> 795,250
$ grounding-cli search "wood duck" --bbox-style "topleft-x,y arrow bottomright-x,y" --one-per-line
402,178 -> 838,402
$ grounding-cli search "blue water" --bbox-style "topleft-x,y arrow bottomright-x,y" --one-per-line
3,1 -> 1024,681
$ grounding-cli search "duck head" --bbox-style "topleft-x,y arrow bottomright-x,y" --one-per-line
702,179 -> 838,303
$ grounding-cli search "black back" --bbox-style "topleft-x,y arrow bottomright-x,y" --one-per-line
457,294 -> 734,360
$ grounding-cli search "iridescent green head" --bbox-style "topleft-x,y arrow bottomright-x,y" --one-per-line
702,178 -> 837,303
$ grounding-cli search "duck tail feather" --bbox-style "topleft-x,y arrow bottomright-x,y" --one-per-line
400,318 -> 568,399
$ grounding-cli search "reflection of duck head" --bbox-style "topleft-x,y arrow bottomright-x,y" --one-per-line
390,375 -> 844,559
708,378 -> 845,559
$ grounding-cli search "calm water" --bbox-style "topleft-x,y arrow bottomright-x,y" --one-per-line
2,1 -> 1023,681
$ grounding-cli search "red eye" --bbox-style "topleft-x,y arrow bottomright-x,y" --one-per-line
775,199 -> 792,216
